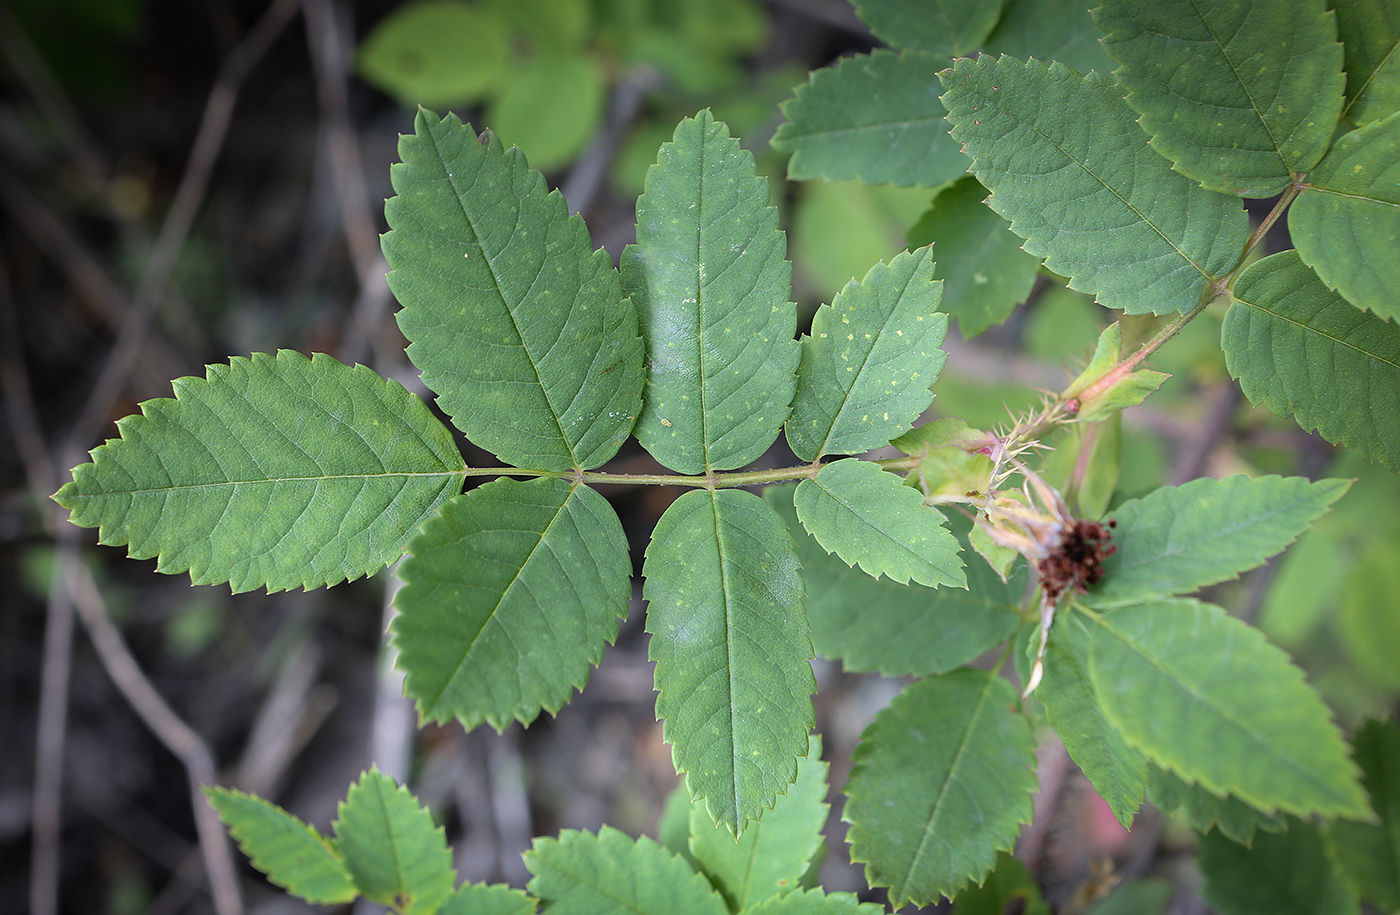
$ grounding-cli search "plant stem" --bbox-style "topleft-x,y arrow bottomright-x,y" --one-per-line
460,455 -> 925,490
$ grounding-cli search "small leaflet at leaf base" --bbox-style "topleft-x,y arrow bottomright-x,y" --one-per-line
744,888 -> 889,915
204,787 -> 357,905
1289,111 -> 1400,323
770,50 -> 968,188
853,0 -> 1003,56
332,768 -> 456,915
843,669 -> 1037,908
1085,599 -> 1372,822
393,477 -> 630,731
1199,818 -> 1360,915
1083,879 -> 1172,915
1333,0 -> 1400,125
939,57 -> 1249,316
1094,0 -> 1345,197
384,109 -> 644,472
526,827 -> 729,915
1084,474 -> 1351,609
625,110 -> 797,473
52,350 -> 465,594
689,734 -> 828,912
1063,323 -> 1169,424
949,852 -> 1050,915
643,488 -> 815,834
794,459 -> 965,589
786,246 -> 947,461
435,883 -> 536,915
1146,765 -> 1283,848
1322,718 -> 1400,909
1224,250 -> 1400,474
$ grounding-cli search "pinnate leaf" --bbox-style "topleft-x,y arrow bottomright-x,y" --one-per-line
1289,111 -> 1400,322
393,477 -> 630,730
1223,251 -> 1400,473
1084,474 -> 1350,609
1199,819 -> 1359,915
1323,719 -> 1400,909
643,488 -> 815,833
53,350 -> 464,594
794,459 -> 965,589
786,246 -> 948,461
1085,599 -> 1371,820
384,108 -> 644,472
1335,0 -> 1400,125
205,787 -> 356,904
939,57 -> 1249,315
625,111 -> 797,472
771,50 -> 969,188
853,0 -> 1002,56
843,669 -> 1037,908
526,826 -> 728,915
1095,0 -> 1345,197
333,768 -> 455,915
1147,765 -> 1282,847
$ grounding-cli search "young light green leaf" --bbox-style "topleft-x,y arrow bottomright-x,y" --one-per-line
794,459 -> 965,589
905,176 -> 1040,338
770,50 -> 969,188
767,485 -> 1022,677
1084,880 -> 1171,915
939,57 -> 1249,315
204,787 -> 357,905
981,0 -> 1116,76
852,0 -> 1003,56
1223,250 -> 1400,473
624,111 -> 797,473
743,888 -> 888,915
1200,819 -> 1360,915
689,734 -> 828,911
1095,0 -> 1345,197
950,852 -> 1050,915
1289,111 -> 1400,322
356,1 -> 510,107
1039,615 -> 1147,829
53,351 -> 464,594
643,488 -> 815,833
333,768 -> 456,915
1085,599 -> 1371,821
844,669 -> 1037,908
658,785 -> 699,869
1083,474 -> 1350,609
383,109 -> 644,472
526,827 -> 729,915
1062,323 -> 1169,423
393,477 -> 630,730
484,52 -> 606,173
1339,542 -> 1400,689
1323,719 -> 1400,909
1334,0 -> 1400,125
436,883 -> 537,915
786,247 -> 948,460
1147,765 -> 1283,847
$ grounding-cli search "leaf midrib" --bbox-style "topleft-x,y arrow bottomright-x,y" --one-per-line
73,470 -> 463,498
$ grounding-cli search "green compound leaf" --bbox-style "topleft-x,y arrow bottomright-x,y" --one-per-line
1039,615 -> 1147,829
786,246 -> 948,461
690,734 -> 828,911
906,176 -> 1040,338
1289,112 -> 1400,322
1323,719 -> 1400,909
771,50 -> 969,188
1223,250 -> 1400,474
384,109 -> 644,472
643,488 -> 815,833
767,485 -> 1021,677
981,0 -> 1116,76
1083,474 -> 1350,610
437,883 -> 537,915
526,826 -> 729,915
356,1 -> 510,108
1334,0 -> 1400,125
53,351 -> 464,594
624,111 -> 798,473
1095,0 -> 1345,197
744,888 -> 888,915
393,476 -> 629,730
205,787 -> 356,905
951,853 -> 1050,915
844,669 -> 1037,908
1200,819 -> 1360,915
852,0 -> 1003,56
939,57 -> 1249,315
1147,765 -> 1283,848
1085,599 -> 1371,821
794,459 -> 965,589
333,768 -> 456,915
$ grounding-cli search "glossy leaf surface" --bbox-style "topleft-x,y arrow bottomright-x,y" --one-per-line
384,109 -> 644,471
644,488 -> 815,833
625,111 -> 797,472
54,351 -> 464,594
526,827 -> 728,915
1323,719 -> 1400,909
939,57 -> 1249,315
394,477 -> 630,730
205,788 -> 356,904
333,768 -> 455,915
